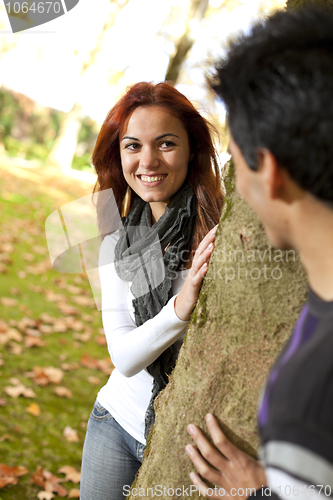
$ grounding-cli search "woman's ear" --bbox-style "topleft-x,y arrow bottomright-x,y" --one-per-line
189,152 -> 195,161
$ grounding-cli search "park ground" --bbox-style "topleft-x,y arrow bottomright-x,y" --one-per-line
0,161 -> 111,499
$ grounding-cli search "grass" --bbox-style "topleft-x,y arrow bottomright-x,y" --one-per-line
0,163 -> 110,499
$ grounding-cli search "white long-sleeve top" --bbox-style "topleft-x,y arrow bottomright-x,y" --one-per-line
97,232 -> 189,444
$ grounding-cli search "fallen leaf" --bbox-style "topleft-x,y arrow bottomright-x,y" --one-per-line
72,296 -> 94,307
8,377 -> 21,386
25,336 -> 46,348
45,290 -> 66,303
57,303 -> 78,315
0,434 -> 12,442
37,491 -> 54,500
4,384 -> 36,398
54,387 -> 73,399
82,314 -> 94,322
8,342 -> 23,355
31,467 -> 67,497
26,403 -> 41,417
0,463 -> 28,489
39,324 -> 53,334
63,426 -> 79,443
52,320 -> 68,333
21,252 -> 35,261
0,297 -> 17,307
95,335 -> 107,346
30,366 -> 64,386
88,376 -> 101,385
73,332 -> 91,342
0,463 -> 28,477
66,285 -> 82,295
68,488 -> 80,498
57,465 -> 81,484
0,475 -> 17,488
39,313 -> 57,324
0,320 -> 8,333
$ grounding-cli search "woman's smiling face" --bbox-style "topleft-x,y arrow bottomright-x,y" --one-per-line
119,106 -> 191,222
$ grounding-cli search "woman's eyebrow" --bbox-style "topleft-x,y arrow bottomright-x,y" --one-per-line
155,133 -> 180,140
121,136 -> 139,141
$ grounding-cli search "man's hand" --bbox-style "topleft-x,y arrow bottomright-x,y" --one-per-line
185,414 -> 267,499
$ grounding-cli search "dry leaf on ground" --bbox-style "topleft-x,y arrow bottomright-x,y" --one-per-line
0,463 -> 28,490
26,403 -> 41,416
68,488 -> 80,498
0,297 -> 17,307
31,467 -> 67,497
63,426 -> 79,443
4,384 -> 36,398
37,491 -> 54,500
54,387 -> 73,399
28,366 -> 64,386
57,465 -> 80,484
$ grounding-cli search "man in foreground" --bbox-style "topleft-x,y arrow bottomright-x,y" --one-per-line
185,6 -> 333,499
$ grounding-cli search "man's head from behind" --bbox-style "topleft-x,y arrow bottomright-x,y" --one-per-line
212,6 -> 333,207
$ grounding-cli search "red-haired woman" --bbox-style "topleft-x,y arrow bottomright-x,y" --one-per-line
80,82 -> 223,500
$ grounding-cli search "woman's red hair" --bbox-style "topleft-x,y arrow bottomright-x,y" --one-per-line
92,81 -> 223,256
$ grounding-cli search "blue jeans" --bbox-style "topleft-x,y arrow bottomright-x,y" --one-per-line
81,400 -> 145,500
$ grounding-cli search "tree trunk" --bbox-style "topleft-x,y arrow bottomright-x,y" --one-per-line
165,0 -> 209,83
46,0 -> 129,172
47,102 -> 83,173
130,163 -> 307,498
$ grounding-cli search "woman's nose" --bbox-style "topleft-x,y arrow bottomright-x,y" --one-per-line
140,147 -> 159,168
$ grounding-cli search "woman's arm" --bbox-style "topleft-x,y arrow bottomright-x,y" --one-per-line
100,224 -> 217,377
99,234 -> 189,377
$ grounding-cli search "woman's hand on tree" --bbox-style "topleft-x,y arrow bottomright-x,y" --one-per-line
185,414 -> 267,499
174,225 -> 218,322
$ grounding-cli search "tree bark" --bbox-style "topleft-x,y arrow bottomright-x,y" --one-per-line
165,0 -> 209,84
130,163 -> 307,498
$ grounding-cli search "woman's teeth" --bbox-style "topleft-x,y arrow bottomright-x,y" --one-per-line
140,175 -> 165,183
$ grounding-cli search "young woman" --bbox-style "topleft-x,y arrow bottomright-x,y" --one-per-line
80,81 -> 223,500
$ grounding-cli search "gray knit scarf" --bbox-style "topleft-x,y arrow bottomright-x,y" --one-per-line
114,181 -> 196,439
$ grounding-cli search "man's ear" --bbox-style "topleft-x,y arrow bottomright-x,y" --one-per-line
257,148 -> 285,201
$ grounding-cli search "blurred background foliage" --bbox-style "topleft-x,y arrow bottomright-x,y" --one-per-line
0,0 -> 286,176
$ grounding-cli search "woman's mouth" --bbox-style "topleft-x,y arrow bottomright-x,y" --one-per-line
138,175 -> 167,184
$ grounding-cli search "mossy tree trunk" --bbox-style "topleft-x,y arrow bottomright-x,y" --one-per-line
131,1 -> 331,496
130,164 -> 307,498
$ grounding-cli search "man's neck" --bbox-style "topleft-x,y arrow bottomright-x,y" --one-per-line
294,197 -> 333,301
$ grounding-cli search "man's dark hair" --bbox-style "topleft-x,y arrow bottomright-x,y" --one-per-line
211,5 -> 333,202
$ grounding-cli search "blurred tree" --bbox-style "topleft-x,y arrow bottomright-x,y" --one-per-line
165,0 -> 210,83
128,0 -> 324,497
47,0 -> 129,173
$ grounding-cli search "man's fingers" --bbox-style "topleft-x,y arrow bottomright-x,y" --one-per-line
189,472 -> 225,499
206,414 -> 241,464
185,444 -> 224,486
187,424 -> 228,471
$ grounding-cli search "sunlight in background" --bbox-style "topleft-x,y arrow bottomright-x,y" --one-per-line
0,0 -> 286,124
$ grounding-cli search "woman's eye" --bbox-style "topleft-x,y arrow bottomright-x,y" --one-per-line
160,141 -> 175,149
125,143 -> 141,151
